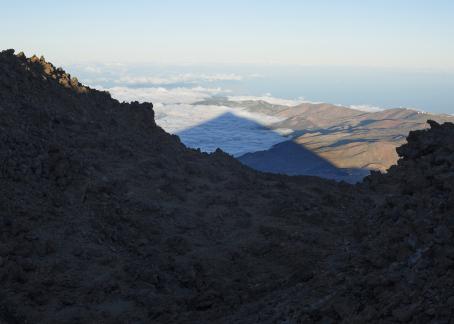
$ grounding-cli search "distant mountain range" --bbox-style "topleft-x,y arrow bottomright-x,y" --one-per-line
196,97 -> 454,180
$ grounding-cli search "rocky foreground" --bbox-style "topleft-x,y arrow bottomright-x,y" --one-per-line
0,49 -> 453,323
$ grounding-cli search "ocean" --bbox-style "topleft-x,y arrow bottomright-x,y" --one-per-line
70,63 -> 454,115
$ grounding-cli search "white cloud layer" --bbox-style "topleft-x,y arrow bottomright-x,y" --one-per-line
154,104 -> 289,156
70,63 -> 246,86
115,73 -> 243,85
99,84 -> 403,157
347,104 -> 384,112
104,86 -> 225,104
228,95 -> 305,106
101,85 -> 290,156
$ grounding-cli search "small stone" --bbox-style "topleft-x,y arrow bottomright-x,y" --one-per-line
425,307 -> 436,316
70,77 -> 79,88
447,296 -> 454,306
30,55 -> 40,63
72,247 -> 84,257
434,225 -> 452,244
20,258 -> 36,272
333,298 -> 354,318
392,304 -> 418,322
361,305 -> 377,321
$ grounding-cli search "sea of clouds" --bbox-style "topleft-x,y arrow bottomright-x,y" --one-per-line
67,64 -> 292,155
97,85 -> 291,156
69,63 -> 395,155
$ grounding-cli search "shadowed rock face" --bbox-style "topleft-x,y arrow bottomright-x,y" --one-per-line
1,49 -> 454,323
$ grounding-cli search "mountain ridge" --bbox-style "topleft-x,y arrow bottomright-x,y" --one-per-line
196,97 -> 454,173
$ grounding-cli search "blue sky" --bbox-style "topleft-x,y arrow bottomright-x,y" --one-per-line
1,0 -> 454,68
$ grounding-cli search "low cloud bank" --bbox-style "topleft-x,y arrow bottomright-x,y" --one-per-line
104,86 -> 225,105
115,73 -> 243,86
347,104 -> 384,112
101,85 -> 290,156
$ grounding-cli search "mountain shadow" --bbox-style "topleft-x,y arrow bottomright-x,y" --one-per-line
238,140 -> 369,183
175,112 -> 369,182
175,112 -> 288,157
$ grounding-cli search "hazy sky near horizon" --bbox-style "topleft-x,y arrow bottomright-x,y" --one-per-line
1,0 -> 454,69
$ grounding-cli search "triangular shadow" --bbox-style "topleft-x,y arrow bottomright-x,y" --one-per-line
176,112 -> 369,183
176,112 -> 287,157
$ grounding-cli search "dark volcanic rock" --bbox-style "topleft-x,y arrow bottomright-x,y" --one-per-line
0,49 -> 453,323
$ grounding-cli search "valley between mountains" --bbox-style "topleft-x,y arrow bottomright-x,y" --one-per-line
1,49 -> 454,323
